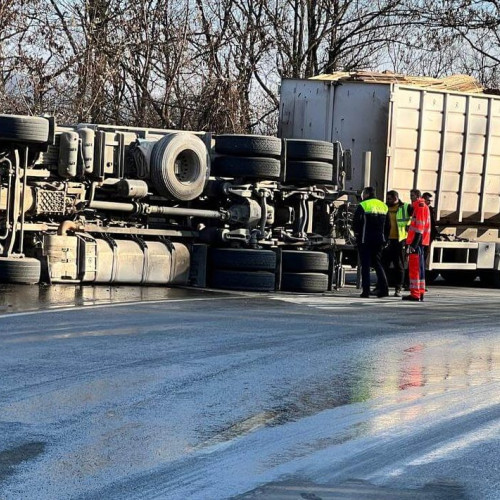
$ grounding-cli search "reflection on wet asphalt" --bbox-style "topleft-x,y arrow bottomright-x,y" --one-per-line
0,284 -> 498,499
0,283 -> 226,314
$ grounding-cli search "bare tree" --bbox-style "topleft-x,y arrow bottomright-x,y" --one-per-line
5,0 -> 500,133
191,0 -> 248,132
405,1 -> 500,86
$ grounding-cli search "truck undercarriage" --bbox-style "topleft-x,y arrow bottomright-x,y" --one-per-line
0,114 -> 355,292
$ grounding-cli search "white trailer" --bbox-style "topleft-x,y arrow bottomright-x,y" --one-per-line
278,77 -> 500,285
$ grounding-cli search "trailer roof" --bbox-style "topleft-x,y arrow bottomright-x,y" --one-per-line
310,71 -> 484,93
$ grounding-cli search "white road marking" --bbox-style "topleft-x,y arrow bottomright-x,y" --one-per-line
269,292 -> 499,310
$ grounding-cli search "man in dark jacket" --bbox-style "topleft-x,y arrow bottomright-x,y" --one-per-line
422,192 -> 438,242
422,192 -> 438,288
353,186 -> 390,298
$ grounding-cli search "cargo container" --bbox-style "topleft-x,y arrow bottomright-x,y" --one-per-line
279,77 -> 500,285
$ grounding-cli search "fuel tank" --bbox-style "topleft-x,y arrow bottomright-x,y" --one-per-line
43,234 -> 190,285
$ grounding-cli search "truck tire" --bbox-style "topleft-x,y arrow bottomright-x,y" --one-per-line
210,270 -> 275,292
281,250 -> 329,272
281,272 -> 328,293
215,135 -> 281,158
151,133 -> 209,201
285,139 -> 333,162
285,161 -> 333,184
440,270 -> 477,286
0,257 -> 41,284
0,115 -> 50,144
210,248 -> 276,271
212,156 -> 281,180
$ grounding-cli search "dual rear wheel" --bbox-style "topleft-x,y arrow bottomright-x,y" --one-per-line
208,248 -> 276,292
208,248 -> 330,293
212,135 -> 336,184
280,250 -> 329,293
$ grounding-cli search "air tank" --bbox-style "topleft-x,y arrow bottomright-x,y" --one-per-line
58,131 -> 79,178
117,179 -> 149,199
77,127 -> 95,175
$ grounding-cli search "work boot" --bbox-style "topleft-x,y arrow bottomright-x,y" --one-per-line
394,288 -> 402,297
420,295 -> 424,302
377,291 -> 389,298
370,288 -> 380,296
402,295 -> 420,302
360,292 -> 370,298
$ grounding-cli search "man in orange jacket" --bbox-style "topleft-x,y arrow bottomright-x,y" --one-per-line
403,189 -> 430,302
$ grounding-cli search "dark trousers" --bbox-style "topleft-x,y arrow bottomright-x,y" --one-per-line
382,239 -> 405,290
358,244 -> 388,295
423,244 -> 431,283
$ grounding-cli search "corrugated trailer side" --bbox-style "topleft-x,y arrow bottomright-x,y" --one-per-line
387,85 -> 500,225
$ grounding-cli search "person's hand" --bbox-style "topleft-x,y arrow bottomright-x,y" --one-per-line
406,245 -> 416,254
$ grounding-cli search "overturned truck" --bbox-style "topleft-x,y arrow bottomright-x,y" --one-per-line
0,114 -> 352,292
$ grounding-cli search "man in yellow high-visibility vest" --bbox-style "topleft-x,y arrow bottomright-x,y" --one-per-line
353,187 -> 390,298
381,190 -> 413,297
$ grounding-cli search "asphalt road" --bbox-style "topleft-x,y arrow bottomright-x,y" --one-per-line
0,283 -> 498,499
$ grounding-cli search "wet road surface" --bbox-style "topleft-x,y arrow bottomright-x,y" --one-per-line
0,283 -> 498,499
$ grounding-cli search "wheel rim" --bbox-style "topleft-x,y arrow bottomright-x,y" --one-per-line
174,150 -> 201,184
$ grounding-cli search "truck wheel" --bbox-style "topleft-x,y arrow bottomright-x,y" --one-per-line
215,135 -> 281,158
0,115 -> 50,144
0,257 -> 41,284
479,270 -> 500,288
285,161 -> 333,184
212,156 -> 281,180
281,250 -> 329,272
210,248 -> 276,271
281,272 -> 328,293
151,133 -> 209,201
285,139 -> 333,162
440,270 -> 477,286
210,269 -> 275,292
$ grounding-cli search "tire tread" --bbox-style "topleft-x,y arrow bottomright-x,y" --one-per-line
215,135 -> 281,157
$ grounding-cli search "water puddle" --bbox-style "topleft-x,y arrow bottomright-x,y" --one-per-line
0,283 -> 224,315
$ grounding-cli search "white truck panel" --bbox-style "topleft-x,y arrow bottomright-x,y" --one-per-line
279,79 -> 390,193
278,79 -> 333,141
